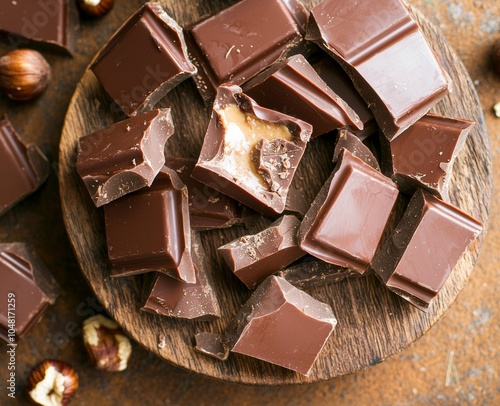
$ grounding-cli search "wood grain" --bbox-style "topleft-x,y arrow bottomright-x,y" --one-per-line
58,1 -> 492,385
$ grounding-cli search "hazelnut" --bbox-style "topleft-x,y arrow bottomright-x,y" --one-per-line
0,49 -> 51,101
77,0 -> 114,18
493,39 -> 500,76
82,314 -> 132,372
27,360 -> 78,406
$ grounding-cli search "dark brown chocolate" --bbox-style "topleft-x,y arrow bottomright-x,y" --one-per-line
91,2 -> 196,116
104,166 -> 196,283
0,115 -> 49,217
371,189 -> 483,311
299,149 -> 399,273
194,332 -> 229,361
333,129 -> 381,172
76,108 -> 174,207
192,85 -> 312,216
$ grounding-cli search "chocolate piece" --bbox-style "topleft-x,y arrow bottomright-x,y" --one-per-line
219,215 -> 305,289
187,0 -> 308,101
0,243 -> 59,343
104,166 -> 196,283
141,232 -> 220,320
76,108 -> 174,207
91,3 -> 196,116
299,150 -> 399,273
333,129 -> 380,171
307,0 -> 449,139
223,275 -> 337,376
380,114 -> 474,201
0,0 -> 78,54
284,187 -> 309,218
194,332 -> 229,361
243,54 -> 362,137
372,189 -> 483,311
0,115 -> 49,217
192,85 -> 311,216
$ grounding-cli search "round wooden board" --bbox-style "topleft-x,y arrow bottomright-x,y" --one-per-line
58,1 -> 492,385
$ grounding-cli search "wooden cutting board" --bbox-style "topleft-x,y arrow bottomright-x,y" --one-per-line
58,0 -> 492,385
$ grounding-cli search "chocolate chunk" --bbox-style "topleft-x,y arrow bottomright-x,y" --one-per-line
371,189 -> 483,311
244,54 -> 362,137
380,114 -> 474,201
187,0 -> 308,101
219,215 -> 305,289
0,115 -> 49,217
91,3 -> 196,116
194,332 -> 229,361
307,0 -> 450,139
76,108 -> 174,207
299,149 -> 399,273
141,232 -> 220,320
223,275 -> 337,376
333,128 -> 381,172
0,0 -> 79,54
0,243 -> 59,343
192,85 -> 311,216
104,166 -> 196,283
283,187 -> 309,218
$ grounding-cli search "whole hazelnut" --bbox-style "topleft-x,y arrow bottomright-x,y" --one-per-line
82,314 -> 132,372
77,0 -> 114,18
0,49 -> 51,101
27,360 -> 78,406
493,39 -> 500,76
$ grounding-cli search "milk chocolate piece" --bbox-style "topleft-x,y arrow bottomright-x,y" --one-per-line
307,0 -> 449,139
76,108 -> 174,207
194,332 -> 229,361
299,150 -> 399,273
0,0 -> 78,54
223,275 -> 337,376
141,232 -> 220,320
187,0 -> 308,101
192,85 -> 311,216
0,115 -> 49,217
244,54 -> 362,137
372,189 -> 483,311
91,3 -> 196,116
219,215 -> 305,289
333,129 -> 380,172
104,166 -> 196,283
380,114 -> 474,201
0,243 -> 59,343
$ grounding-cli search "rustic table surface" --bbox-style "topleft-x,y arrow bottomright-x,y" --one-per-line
0,0 -> 498,404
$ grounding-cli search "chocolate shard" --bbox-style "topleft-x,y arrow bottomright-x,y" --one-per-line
186,0 -> 308,101
299,149 -> 399,273
333,128 -> 381,172
380,114 -> 474,201
91,2 -> 196,116
192,85 -> 311,216
76,108 -> 174,207
307,0 -> 450,139
0,0 -> 79,54
243,54 -> 362,137
194,332 -> 229,361
104,166 -> 196,283
284,187 -> 309,218
371,189 -> 483,311
223,275 -> 337,376
0,115 -> 49,217
219,215 -> 305,289
141,232 -> 221,320
0,243 -> 60,342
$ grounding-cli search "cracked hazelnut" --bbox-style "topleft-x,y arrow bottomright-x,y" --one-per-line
0,49 -> 51,101
27,360 -> 78,406
82,314 -> 132,372
77,0 -> 114,18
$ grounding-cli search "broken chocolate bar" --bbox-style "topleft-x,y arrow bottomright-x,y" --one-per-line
223,275 -> 337,376
333,129 -> 381,172
91,2 -> 196,116
371,189 -> 483,311
219,215 -> 305,289
0,115 -> 49,217
307,0 -> 449,139
0,243 -> 59,343
192,85 -> 312,216
299,149 -> 399,273
104,166 -> 196,283
194,332 -> 229,361
244,54 -> 362,137
76,108 -> 174,207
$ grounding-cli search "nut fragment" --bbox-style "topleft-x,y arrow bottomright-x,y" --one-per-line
82,314 -> 132,372
77,0 -> 114,17
27,360 -> 78,406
